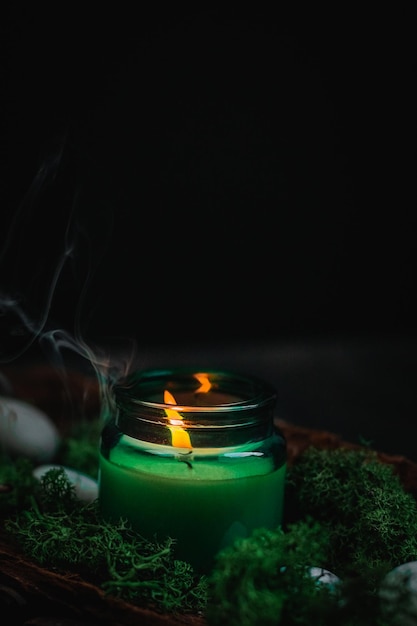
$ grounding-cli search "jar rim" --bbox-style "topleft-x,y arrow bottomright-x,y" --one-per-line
113,367 -> 277,414
108,368 -> 279,445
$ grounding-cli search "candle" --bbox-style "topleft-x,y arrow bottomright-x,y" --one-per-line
98,368 -> 286,573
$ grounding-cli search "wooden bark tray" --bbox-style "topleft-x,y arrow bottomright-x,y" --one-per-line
1,364 -> 417,625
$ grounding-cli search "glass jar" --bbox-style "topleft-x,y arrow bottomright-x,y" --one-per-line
98,368 -> 286,573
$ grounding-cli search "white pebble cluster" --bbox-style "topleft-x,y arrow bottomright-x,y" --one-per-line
0,396 -> 98,502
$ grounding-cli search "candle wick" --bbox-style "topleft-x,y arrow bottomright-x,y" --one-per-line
177,450 -> 194,469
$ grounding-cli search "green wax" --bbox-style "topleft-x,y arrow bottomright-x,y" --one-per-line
98,437 -> 286,573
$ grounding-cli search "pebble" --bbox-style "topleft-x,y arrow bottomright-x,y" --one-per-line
0,396 -> 60,463
309,566 -> 341,594
33,464 -> 98,502
379,561 -> 417,626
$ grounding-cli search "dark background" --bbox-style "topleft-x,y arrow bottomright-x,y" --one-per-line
4,7 -> 415,346
2,8 -> 417,460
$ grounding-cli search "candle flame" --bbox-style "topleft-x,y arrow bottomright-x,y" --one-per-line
194,373 -> 212,393
164,389 -> 192,448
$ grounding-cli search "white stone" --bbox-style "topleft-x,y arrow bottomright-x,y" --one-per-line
33,464 -> 98,502
309,567 -> 341,593
0,396 -> 60,463
379,561 -> 417,626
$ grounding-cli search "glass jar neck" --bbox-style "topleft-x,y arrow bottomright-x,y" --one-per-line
107,368 -> 278,448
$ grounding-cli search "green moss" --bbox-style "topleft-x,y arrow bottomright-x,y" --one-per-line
206,447 -> 417,625
206,519 -> 338,626
5,467 -> 208,614
58,418 -> 102,478
2,433 -> 417,623
0,453 -> 37,513
287,447 -> 417,578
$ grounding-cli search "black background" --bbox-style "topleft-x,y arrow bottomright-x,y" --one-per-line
3,7 -> 415,349
2,7 -> 417,461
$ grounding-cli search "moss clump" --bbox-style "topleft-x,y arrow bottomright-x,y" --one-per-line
206,519 -> 340,626
58,418 -> 102,478
287,447 -> 417,579
0,453 -> 37,513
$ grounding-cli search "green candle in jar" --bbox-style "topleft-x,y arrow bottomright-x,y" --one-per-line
98,368 -> 286,573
